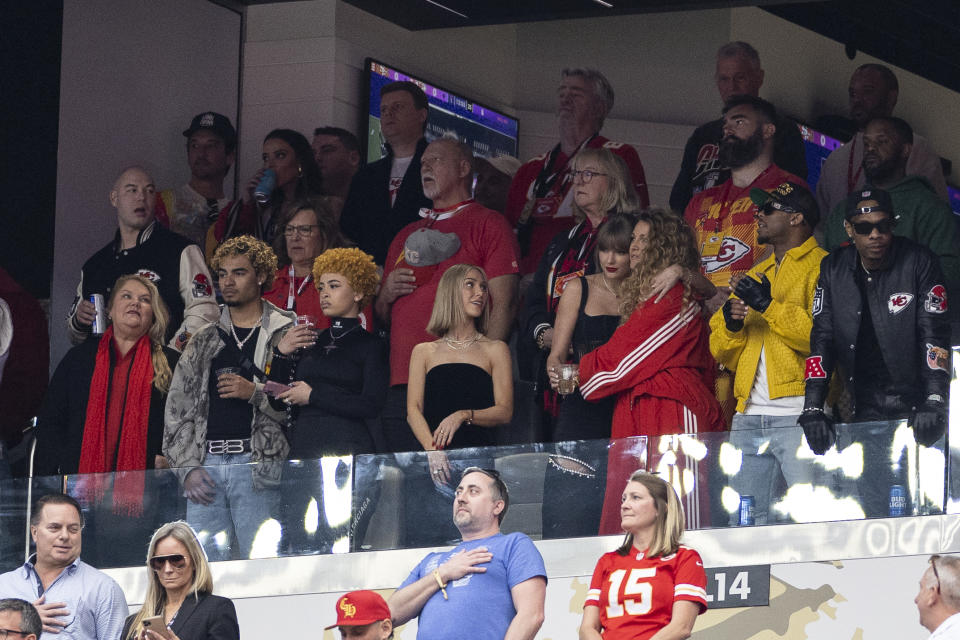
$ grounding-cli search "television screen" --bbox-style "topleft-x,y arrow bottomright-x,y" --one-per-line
363,58 -> 519,164
948,184 -> 960,217
796,122 -> 844,192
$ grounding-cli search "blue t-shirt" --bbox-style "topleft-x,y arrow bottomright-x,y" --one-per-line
399,532 -> 547,640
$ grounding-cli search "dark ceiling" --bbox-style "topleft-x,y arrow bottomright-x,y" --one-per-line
328,0 -> 960,96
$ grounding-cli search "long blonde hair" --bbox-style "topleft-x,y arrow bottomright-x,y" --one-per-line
570,148 -> 639,222
126,521 -> 214,640
426,264 -> 490,337
107,275 -> 172,394
616,471 -> 685,558
619,209 -> 699,322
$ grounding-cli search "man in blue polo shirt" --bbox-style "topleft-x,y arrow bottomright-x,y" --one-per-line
388,468 -> 546,640
0,494 -> 127,640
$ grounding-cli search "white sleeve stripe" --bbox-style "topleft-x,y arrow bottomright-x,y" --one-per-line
675,585 -> 707,597
586,589 -> 601,596
581,304 -> 698,398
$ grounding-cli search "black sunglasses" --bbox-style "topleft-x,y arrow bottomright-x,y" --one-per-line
851,218 -> 897,235
149,554 -> 187,571
759,202 -> 798,216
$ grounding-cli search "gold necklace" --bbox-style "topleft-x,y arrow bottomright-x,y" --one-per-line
600,275 -> 620,298
443,333 -> 482,350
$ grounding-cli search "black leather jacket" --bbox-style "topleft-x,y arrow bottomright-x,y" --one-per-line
804,237 -> 951,417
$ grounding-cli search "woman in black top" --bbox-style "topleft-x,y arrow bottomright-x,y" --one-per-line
269,247 -> 385,553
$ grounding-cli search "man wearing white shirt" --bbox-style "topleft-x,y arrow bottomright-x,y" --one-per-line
917,554 -> 960,639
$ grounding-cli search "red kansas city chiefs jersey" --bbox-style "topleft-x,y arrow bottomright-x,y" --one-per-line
585,546 -> 707,640
683,165 -> 805,287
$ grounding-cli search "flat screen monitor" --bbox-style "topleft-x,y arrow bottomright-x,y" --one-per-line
796,122 -> 845,192
363,58 -> 519,165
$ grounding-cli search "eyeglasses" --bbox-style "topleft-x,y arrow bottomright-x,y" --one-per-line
0,630 -> 30,639
149,554 -> 187,571
930,555 -> 942,592
850,218 -> 897,235
570,169 -> 608,184
283,224 -> 320,237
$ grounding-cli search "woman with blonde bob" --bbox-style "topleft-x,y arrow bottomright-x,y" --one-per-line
580,471 -> 707,640
405,264 -> 513,545
123,521 -> 238,640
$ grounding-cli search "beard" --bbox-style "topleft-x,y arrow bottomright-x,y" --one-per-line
862,154 -> 900,184
719,127 -> 764,169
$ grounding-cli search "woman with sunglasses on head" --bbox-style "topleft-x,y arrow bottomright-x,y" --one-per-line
518,148 -> 639,439
268,247 -> 386,552
405,264 -> 513,545
579,210 -> 724,534
208,129 -> 325,254
123,521 -> 238,640
580,471 -> 707,640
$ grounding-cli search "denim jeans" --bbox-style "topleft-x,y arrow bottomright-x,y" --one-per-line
729,413 -> 820,525
186,452 -> 280,561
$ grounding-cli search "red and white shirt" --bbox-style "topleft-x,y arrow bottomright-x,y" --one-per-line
585,545 -> 707,640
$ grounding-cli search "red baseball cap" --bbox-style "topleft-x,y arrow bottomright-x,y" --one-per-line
325,590 -> 392,629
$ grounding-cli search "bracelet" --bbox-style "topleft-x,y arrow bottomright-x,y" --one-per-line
801,407 -> 824,415
465,409 -> 474,426
535,328 -> 547,350
433,568 -> 448,600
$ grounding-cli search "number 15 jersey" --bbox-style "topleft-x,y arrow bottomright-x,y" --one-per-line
584,545 -> 708,639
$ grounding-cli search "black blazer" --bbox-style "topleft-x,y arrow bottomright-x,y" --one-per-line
122,593 -> 239,640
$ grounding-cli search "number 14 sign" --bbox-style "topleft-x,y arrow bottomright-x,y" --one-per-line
704,565 -> 770,609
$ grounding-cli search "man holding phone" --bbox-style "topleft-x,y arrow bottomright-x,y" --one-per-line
164,236 -> 298,561
325,591 -> 393,640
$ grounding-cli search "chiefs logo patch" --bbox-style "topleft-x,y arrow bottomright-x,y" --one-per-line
887,292 -> 913,314
804,355 -> 827,380
701,237 -> 750,273
137,269 -> 160,282
812,286 -> 823,316
926,344 -> 950,373
192,273 -> 213,298
925,284 -> 947,314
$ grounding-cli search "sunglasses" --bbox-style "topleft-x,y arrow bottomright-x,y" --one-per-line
759,202 -> 798,216
149,554 -> 187,571
850,218 -> 897,235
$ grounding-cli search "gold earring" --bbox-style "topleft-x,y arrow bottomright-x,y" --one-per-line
297,165 -> 303,178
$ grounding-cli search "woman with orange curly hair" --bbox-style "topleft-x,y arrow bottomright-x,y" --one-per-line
578,209 -> 724,534
268,247 -> 386,552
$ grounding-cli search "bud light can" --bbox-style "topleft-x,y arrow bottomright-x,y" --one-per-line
889,485 -> 907,517
254,169 -> 276,205
89,294 -> 107,335
739,495 -> 755,526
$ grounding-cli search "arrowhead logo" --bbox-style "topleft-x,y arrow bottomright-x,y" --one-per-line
701,237 -> 750,273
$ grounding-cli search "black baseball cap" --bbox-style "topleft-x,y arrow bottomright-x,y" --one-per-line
845,188 -> 895,221
749,181 -> 820,228
183,112 -> 237,149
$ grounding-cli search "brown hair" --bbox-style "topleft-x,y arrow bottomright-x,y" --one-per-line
616,471 -> 685,558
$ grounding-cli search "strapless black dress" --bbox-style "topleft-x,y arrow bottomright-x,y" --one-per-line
423,362 -> 496,449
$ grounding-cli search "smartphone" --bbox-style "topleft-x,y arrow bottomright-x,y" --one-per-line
264,381 -> 293,397
142,616 -> 173,640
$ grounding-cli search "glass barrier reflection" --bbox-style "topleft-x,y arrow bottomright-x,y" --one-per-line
0,415 -> 949,570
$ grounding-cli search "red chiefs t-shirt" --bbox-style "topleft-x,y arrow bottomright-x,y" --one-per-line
585,545 -> 707,640
504,136 -> 649,274
383,202 -> 520,385
683,165 -> 806,287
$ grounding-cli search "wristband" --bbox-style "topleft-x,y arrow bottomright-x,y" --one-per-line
433,568 -> 448,600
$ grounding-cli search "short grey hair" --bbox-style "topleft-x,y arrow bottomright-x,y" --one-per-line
932,555 -> 960,611
716,41 -> 761,70
0,599 -> 41,638
561,68 -> 615,126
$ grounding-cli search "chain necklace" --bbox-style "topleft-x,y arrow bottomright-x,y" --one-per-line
600,275 -> 621,298
443,333 -> 482,350
230,319 -> 262,350
323,323 -> 360,355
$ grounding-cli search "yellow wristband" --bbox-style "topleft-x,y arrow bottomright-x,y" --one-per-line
433,568 -> 448,600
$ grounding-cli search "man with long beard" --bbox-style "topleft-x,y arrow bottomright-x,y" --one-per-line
684,95 -> 809,308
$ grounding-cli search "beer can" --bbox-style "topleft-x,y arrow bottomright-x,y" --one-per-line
739,495 -> 755,526
89,294 -> 107,335
889,485 -> 907,517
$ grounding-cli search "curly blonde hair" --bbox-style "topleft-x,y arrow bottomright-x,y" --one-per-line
211,235 -> 279,290
311,247 -> 380,308
619,209 -> 699,322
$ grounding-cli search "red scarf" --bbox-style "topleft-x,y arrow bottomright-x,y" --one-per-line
77,327 -> 153,516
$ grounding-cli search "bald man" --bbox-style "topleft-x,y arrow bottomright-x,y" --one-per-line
67,166 -> 218,351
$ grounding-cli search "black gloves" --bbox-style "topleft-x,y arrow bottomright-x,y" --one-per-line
722,299 -> 744,332
798,409 -> 835,455
734,273 -> 772,312
912,401 -> 947,447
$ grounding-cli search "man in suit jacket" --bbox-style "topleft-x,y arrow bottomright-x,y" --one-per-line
340,81 -> 432,265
